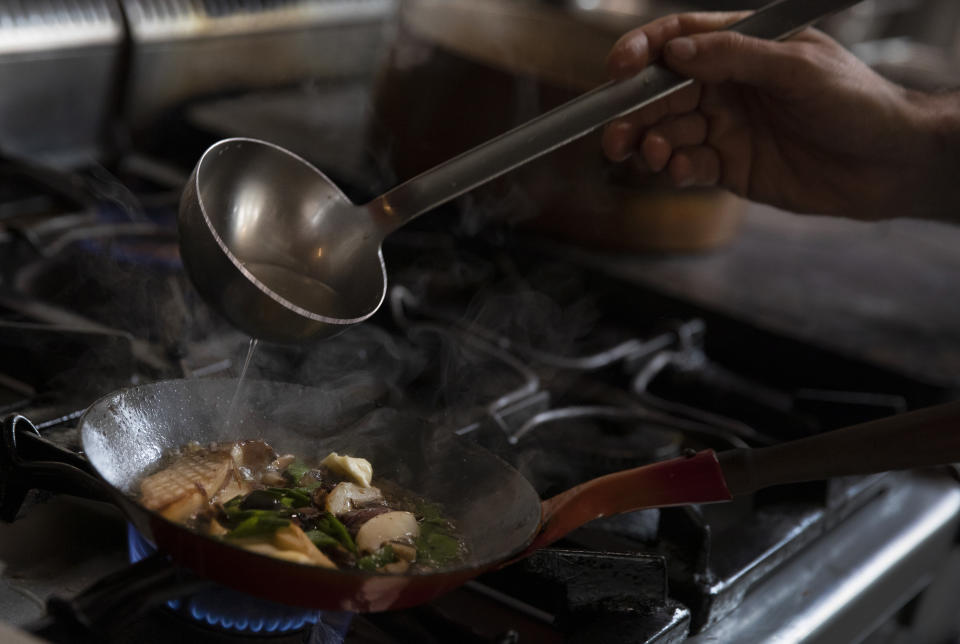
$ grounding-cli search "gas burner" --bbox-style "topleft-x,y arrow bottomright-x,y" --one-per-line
127,525 -> 352,639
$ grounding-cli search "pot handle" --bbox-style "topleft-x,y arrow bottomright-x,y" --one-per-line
718,399 -> 960,495
528,449 -> 731,552
1,414 -> 113,520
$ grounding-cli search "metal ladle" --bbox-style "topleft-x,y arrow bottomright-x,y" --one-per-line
178,0 -> 860,343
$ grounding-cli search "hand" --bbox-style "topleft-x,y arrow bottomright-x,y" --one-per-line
601,12 -> 959,220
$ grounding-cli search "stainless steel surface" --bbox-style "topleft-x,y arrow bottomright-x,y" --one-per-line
0,1 -> 123,163
557,204 -> 960,389
0,2 -> 120,55
122,0 -> 398,132
178,0 -> 863,343
688,472 -> 960,643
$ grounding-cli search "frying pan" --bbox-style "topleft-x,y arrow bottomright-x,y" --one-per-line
6,378 -> 960,613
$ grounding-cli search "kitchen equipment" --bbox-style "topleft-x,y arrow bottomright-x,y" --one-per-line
122,0 -> 397,137
177,0 -> 864,344
0,1 -> 123,164
6,377 -> 960,617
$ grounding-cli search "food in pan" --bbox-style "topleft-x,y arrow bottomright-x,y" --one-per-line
139,440 -> 465,573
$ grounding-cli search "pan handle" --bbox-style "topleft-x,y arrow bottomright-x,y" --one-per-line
717,399 -> 960,495
527,449 -> 731,552
525,400 -> 960,553
26,552 -> 211,642
1,414 -> 113,520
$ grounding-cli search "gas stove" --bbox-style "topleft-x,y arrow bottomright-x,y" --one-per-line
2,145 -> 960,644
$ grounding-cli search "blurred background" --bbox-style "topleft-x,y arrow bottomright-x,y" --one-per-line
3,0 -> 959,168
3,0 -> 960,252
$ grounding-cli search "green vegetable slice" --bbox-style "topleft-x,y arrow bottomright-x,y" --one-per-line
415,500 -> 447,523
264,487 -> 312,507
222,495 -> 244,513
416,522 -> 462,567
305,529 -> 340,550
227,513 -> 290,538
284,461 -> 324,489
357,545 -> 396,571
314,512 -> 357,554
285,459 -> 311,482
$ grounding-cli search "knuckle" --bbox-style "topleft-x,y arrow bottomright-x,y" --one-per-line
783,42 -> 825,77
692,31 -> 752,66
648,14 -> 682,45
662,14 -> 683,36
618,29 -> 646,53
727,32 -> 762,57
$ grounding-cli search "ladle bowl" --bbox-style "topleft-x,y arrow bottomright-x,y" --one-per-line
179,139 -> 387,342
178,0 -> 861,343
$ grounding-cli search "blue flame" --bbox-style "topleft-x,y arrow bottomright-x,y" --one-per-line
126,524 -> 350,638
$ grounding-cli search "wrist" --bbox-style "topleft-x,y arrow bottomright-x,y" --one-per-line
907,89 -> 960,221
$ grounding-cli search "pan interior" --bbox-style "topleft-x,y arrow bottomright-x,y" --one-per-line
78,378 -> 543,570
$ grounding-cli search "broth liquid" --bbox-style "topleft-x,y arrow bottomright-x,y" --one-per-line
224,338 -> 258,433
243,262 -> 348,319
222,263 -> 344,433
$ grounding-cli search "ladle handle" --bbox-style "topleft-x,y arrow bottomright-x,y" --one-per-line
371,0 -> 862,228
718,400 -> 960,495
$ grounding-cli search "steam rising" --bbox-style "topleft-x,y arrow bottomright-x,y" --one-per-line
7,152 -> 615,509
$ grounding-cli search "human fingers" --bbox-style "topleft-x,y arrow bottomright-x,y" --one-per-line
641,112 -> 709,172
666,146 -> 721,187
606,11 -> 750,79
662,29 -> 818,93
601,82 -> 701,162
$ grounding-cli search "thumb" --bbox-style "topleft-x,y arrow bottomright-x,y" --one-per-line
663,31 -> 799,91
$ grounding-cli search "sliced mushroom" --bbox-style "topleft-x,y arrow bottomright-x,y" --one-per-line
232,524 -> 336,568
261,470 -> 287,487
206,519 -> 229,537
381,560 -> 410,574
230,440 -> 277,480
325,482 -> 383,516
212,473 -> 253,505
341,506 -> 392,534
272,524 -> 337,568
270,454 -> 296,470
312,487 -> 328,508
259,454 -> 296,486
356,511 -> 419,554
160,490 -> 209,522
389,542 -> 417,562
321,452 -> 373,487
239,542 -> 310,565
140,449 -> 231,511
297,469 -> 327,488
